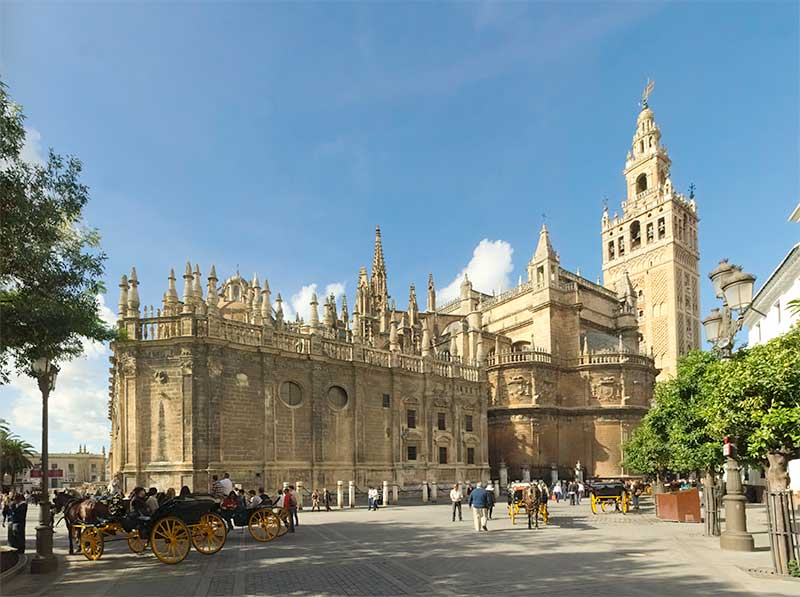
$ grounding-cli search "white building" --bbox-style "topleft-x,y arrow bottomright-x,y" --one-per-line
742,202 -> 800,496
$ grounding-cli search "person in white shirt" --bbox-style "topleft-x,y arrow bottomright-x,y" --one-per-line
553,481 -> 563,503
577,481 -> 585,505
368,487 -> 379,511
450,484 -> 463,522
218,473 -> 233,496
145,488 -> 159,514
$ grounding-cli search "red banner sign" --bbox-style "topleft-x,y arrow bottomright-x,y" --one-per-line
30,469 -> 64,478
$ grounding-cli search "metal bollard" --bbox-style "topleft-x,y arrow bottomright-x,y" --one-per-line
348,480 -> 355,508
296,481 -> 304,510
431,483 -> 438,503
392,484 -> 399,505
383,480 -> 389,508
422,482 -> 429,503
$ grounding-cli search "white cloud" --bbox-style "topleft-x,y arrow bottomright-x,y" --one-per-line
439,239 -> 515,303
20,127 -> 46,166
3,294 -> 115,453
282,282 -> 346,322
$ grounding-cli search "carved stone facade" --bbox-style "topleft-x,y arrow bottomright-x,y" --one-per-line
108,99 -> 691,489
601,98 -> 701,378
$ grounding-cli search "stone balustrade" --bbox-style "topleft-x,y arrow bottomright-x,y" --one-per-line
123,313 -> 482,381
485,348 -> 654,370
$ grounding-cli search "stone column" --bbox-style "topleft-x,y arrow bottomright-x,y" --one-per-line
522,465 -> 531,483
430,482 -> 438,502
337,480 -> 344,509
296,481 -> 304,511
348,480 -> 355,508
383,480 -> 389,507
392,484 -> 399,505
493,481 -> 500,500
720,456 -> 755,551
422,482 -> 429,502
550,464 -> 558,487
499,462 -> 508,490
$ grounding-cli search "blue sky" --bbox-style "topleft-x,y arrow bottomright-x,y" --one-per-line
1,1 -> 797,454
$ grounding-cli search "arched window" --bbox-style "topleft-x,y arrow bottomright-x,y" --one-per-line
636,173 -> 647,193
630,221 -> 641,249
280,381 -> 303,407
327,386 -> 348,410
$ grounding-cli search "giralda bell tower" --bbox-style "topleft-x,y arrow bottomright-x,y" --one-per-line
601,82 -> 701,379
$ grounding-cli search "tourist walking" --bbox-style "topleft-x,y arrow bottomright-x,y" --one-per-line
577,481 -> 585,505
323,488 -> 332,511
568,481 -> 578,505
468,482 -> 490,532
277,488 -> 296,532
289,486 -> 300,526
553,481 -> 563,503
7,493 -> 27,554
450,484 -> 463,522
311,489 -> 320,512
486,484 -> 495,519
368,487 -> 379,510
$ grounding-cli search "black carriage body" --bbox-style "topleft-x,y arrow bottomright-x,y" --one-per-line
588,481 -> 627,498
153,496 -> 219,525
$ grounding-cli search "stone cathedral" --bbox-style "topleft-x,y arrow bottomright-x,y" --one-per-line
109,94 -> 697,492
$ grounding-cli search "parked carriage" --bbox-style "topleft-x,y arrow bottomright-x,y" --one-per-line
587,480 -> 631,514
507,482 -> 548,525
75,496 -> 227,564
224,503 -> 287,542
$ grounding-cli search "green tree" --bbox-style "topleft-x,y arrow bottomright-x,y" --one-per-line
623,351 -> 723,476
0,79 -> 115,383
707,324 -> 800,486
0,422 -> 35,488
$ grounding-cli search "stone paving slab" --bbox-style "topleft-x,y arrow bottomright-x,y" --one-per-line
3,499 -> 800,596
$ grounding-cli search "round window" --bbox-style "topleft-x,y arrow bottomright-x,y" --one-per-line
327,386 -> 348,410
280,381 -> 303,407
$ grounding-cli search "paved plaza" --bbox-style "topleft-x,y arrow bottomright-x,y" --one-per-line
4,497 -> 800,597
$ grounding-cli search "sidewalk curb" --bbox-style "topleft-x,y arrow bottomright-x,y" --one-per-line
0,553 -> 29,583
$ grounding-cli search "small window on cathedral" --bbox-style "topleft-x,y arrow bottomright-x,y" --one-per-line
630,221 -> 641,249
280,381 -> 304,407
438,446 -> 448,465
407,445 -> 417,461
618,237 -> 625,256
646,222 -> 654,243
437,412 -> 446,431
407,409 -> 416,429
658,218 -> 666,239
382,394 -> 391,408
636,173 -> 647,193
465,415 -> 474,432
467,447 -> 475,465
608,241 -> 615,261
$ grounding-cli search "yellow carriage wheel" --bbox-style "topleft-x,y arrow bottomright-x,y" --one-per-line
127,529 -> 146,553
192,513 -> 227,554
80,527 -> 104,561
590,494 -> 598,514
150,516 -> 191,564
248,509 -> 280,543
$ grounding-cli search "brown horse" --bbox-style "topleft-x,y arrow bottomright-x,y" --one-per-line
522,485 -> 544,530
52,491 -> 112,555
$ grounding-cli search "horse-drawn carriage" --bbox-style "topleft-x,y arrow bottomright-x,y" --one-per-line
507,482 -> 548,528
74,496 -> 228,564
55,491 -> 291,564
587,480 -> 631,514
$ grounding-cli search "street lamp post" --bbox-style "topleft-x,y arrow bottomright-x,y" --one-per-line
29,357 -> 59,574
701,259 -> 756,552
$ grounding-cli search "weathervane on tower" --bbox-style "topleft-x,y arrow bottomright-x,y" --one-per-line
641,78 -> 655,109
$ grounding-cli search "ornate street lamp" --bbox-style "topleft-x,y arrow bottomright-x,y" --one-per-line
29,357 -> 59,574
702,259 -> 756,552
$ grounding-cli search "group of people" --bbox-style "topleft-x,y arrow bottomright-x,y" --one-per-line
2,491 -> 28,554
551,480 -> 585,505
449,482 -> 496,531
210,473 -> 300,533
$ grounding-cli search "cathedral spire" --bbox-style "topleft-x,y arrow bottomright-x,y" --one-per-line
370,226 -> 388,309
427,273 -> 436,313
534,224 -> 557,262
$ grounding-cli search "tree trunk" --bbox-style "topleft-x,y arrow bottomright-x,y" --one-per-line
765,452 -> 794,575
703,469 -> 720,536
